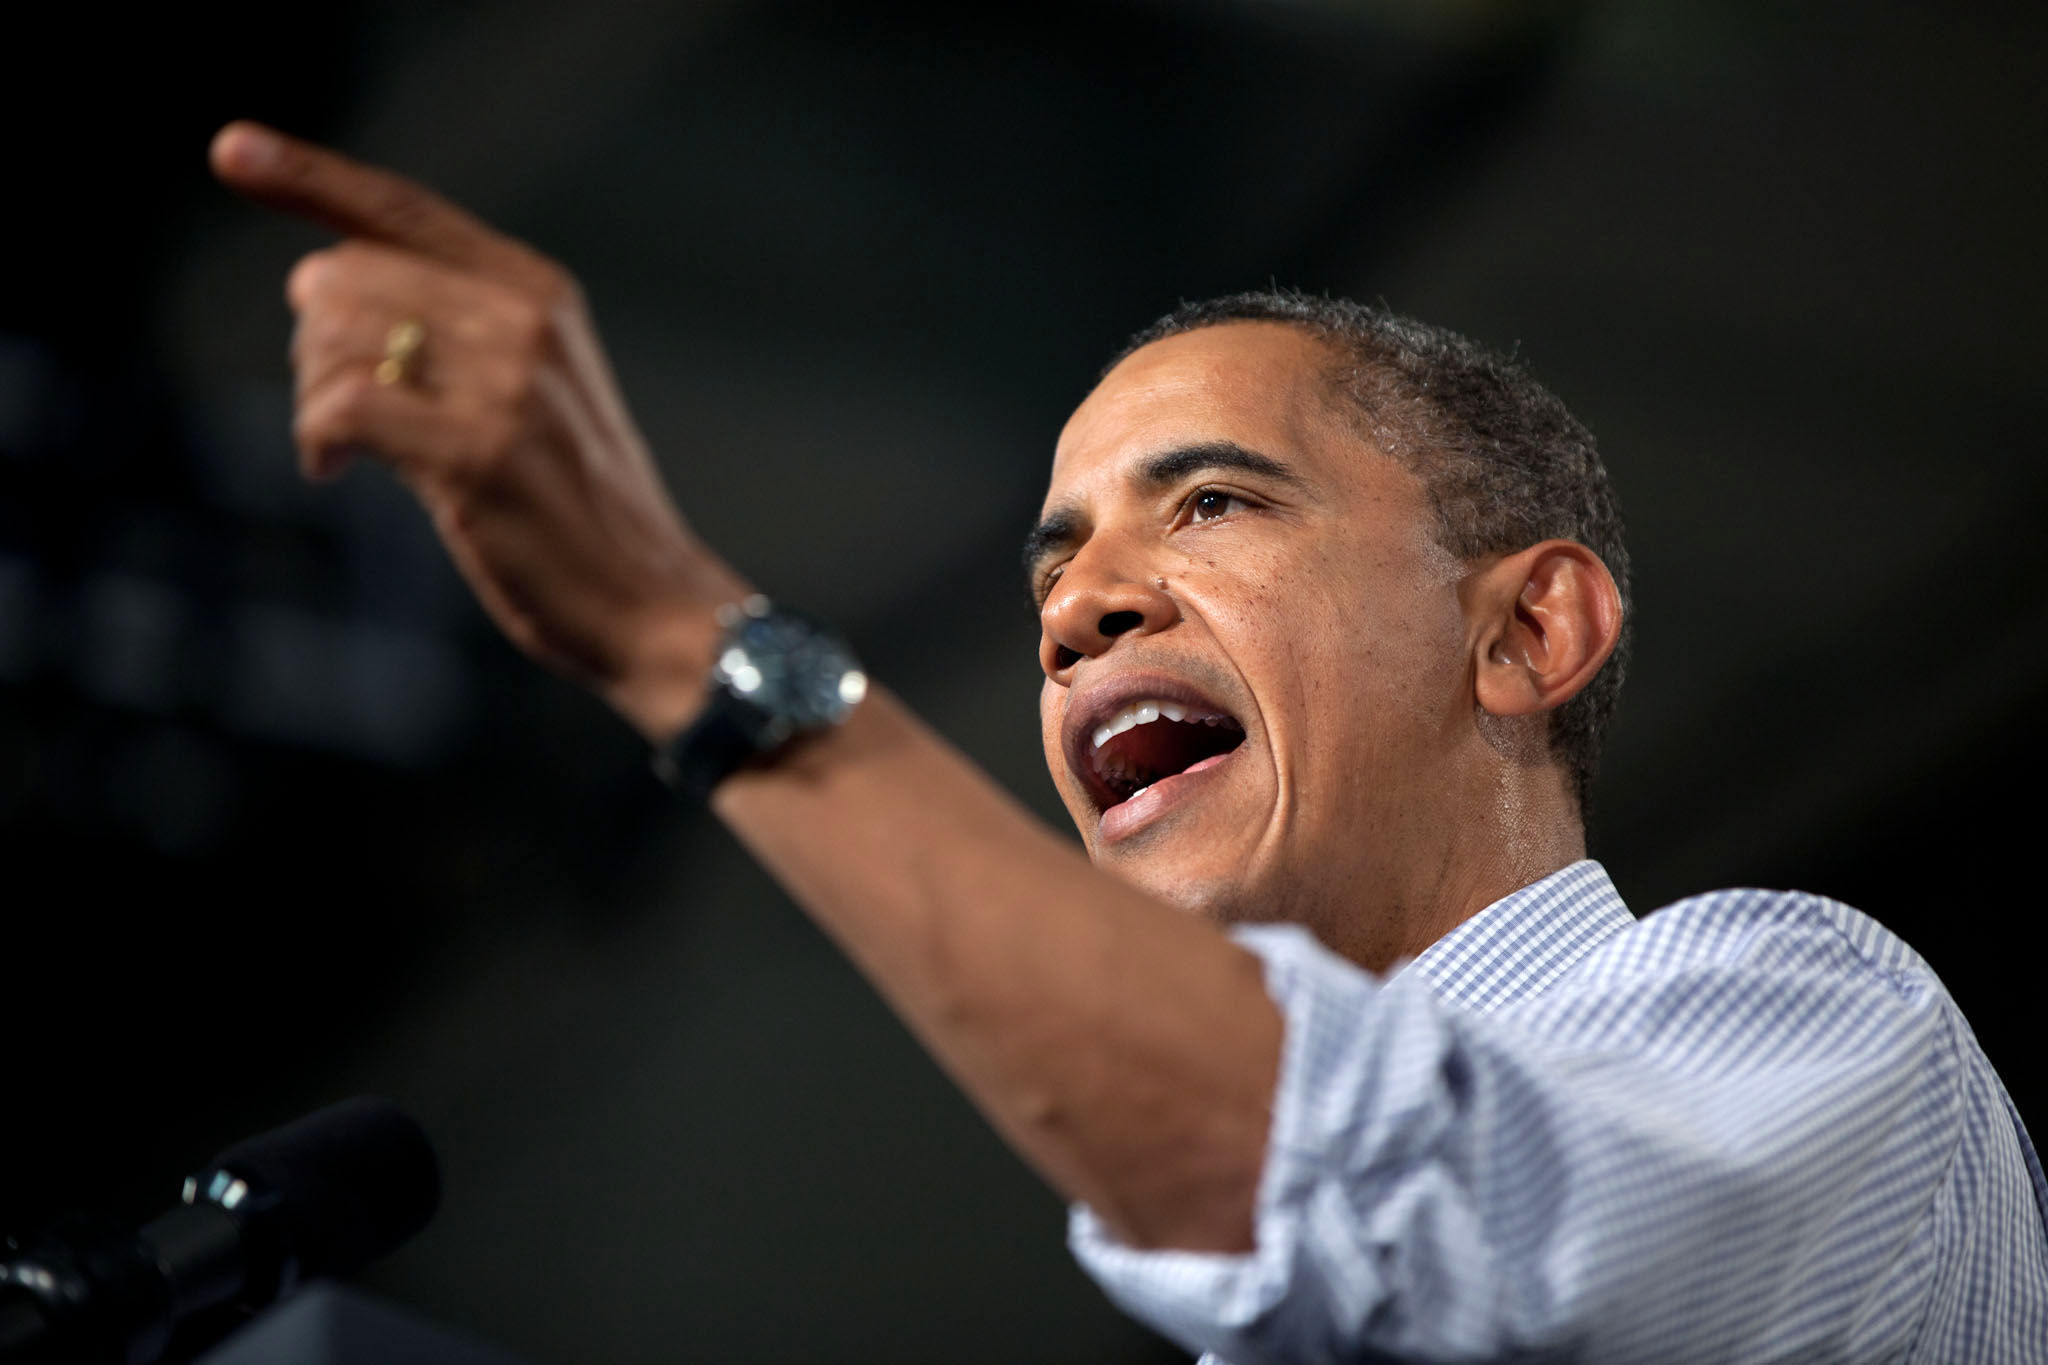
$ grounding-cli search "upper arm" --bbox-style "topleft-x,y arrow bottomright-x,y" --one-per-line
1074,912 -> 1963,1363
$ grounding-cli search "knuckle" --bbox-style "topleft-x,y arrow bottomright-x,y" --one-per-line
425,410 -> 501,487
290,404 -> 331,460
285,250 -> 335,308
330,371 -> 382,421
315,308 -> 360,352
293,307 -> 347,359
297,374 -> 379,450
480,354 -> 528,409
504,292 -> 550,350
490,292 -> 556,372
531,261 -> 582,310
473,411 -> 521,466
449,412 -> 521,487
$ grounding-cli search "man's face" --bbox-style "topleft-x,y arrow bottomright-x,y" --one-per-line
1032,322 -> 1479,945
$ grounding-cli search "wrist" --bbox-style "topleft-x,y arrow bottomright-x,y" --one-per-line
651,596 -> 868,798
603,567 -> 757,745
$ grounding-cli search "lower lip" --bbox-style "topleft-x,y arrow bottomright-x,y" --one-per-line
1096,746 -> 1243,844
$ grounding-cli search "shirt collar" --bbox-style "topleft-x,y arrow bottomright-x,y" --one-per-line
1400,859 -> 1634,1011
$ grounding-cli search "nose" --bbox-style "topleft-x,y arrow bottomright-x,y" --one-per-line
1038,544 -> 1178,679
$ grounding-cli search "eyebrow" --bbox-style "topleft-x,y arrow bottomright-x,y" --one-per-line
1021,440 -> 1305,586
1133,439 -> 1302,491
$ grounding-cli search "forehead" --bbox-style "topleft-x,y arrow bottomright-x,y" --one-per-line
1048,322 -> 1363,505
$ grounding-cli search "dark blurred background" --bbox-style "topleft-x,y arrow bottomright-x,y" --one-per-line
4,1 -> 2043,1361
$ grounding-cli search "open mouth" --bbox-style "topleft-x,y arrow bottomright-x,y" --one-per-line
1085,699 -> 1246,808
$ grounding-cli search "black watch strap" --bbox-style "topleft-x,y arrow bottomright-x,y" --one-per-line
652,596 -> 865,800
654,690 -> 766,799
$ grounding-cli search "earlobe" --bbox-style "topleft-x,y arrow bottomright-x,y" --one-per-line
1472,540 -> 1622,720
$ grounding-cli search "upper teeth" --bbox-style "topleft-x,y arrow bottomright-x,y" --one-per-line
1092,699 -> 1227,750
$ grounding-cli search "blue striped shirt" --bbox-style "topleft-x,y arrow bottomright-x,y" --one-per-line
1072,861 -> 2048,1362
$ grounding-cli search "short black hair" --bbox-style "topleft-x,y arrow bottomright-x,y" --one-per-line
1106,290 -> 1632,816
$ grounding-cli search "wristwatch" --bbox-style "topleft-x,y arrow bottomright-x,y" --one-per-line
654,595 -> 868,798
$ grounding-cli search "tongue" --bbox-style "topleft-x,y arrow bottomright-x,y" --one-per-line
1100,717 -> 1244,795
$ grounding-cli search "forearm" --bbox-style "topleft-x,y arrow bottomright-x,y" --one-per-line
208,119 -> 1283,1254
712,685 -> 1282,1251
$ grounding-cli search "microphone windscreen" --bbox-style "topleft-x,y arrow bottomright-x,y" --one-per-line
205,1096 -> 440,1281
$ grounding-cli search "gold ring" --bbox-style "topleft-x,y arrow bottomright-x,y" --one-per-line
374,319 -> 427,386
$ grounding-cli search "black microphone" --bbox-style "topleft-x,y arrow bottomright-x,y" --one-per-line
0,1097 -> 439,1364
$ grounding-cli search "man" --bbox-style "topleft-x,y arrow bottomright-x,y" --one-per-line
209,121 -> 2047,1361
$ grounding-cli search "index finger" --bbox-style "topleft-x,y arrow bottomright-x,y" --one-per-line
210,121 -> 556,294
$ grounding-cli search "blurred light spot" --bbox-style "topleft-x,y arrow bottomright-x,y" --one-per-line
188,383 -> 471,628
226,604 -> 469,766
186,383 -> 309,517
78,573 -> 189,713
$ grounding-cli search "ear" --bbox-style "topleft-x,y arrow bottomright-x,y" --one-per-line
1468,540 -> 1622,720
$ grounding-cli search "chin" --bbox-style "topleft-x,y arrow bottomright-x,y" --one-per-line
1096,851 -> 1273,926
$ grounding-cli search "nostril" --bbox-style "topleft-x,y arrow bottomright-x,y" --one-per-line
1054,645 -> 1082,669
1098,610 -> 1142,638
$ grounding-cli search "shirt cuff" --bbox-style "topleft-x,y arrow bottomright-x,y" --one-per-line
1067,922 -> 1389,1365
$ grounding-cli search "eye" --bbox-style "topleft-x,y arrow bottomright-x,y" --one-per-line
1032,564 -> 1064,608
1187,487 -> 1252,523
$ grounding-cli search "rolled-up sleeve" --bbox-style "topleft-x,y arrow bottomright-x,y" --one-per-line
1070,913 -> 1963,1364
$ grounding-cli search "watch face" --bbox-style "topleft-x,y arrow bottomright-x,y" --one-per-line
715,606 -> 868,746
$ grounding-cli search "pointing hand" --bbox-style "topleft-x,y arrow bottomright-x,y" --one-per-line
211,121 -> 747,741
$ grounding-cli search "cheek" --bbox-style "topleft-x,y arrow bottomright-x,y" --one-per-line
1245,540 -> 1457,741
1040,678 -> 1079,793
1039,679 -> 1061,755
1172,544 -> 1284,633
1189,541 -> 1324,648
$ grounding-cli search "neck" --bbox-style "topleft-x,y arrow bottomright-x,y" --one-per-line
1322,763 -> 1586,974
